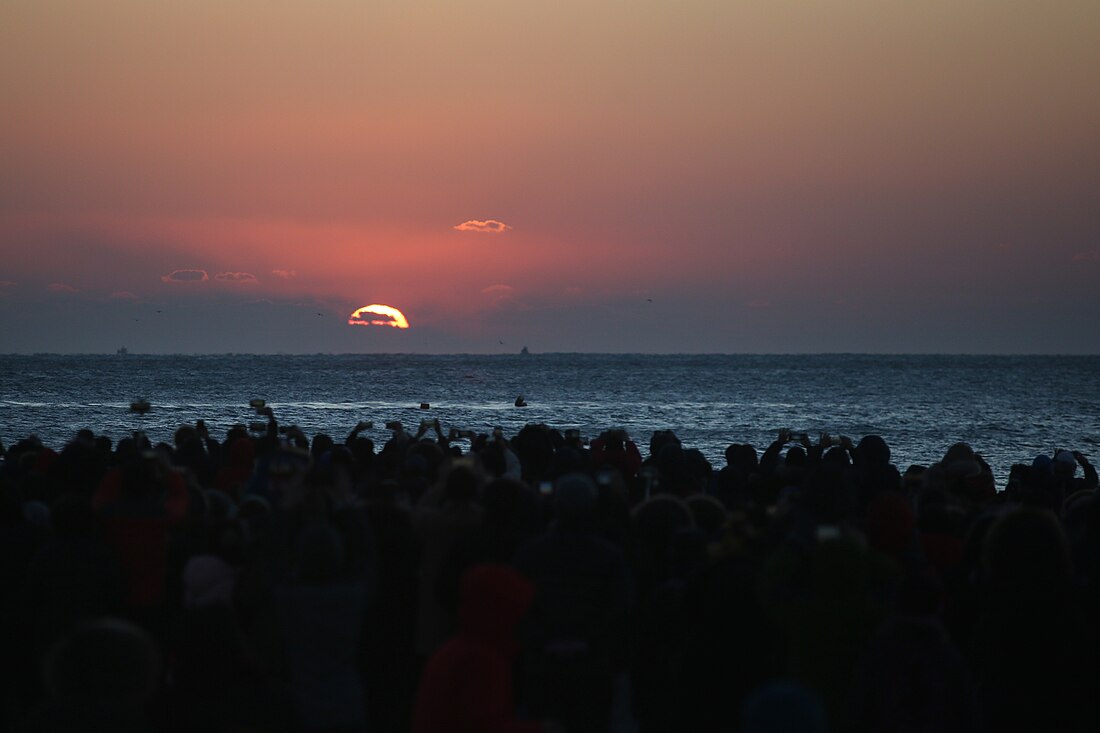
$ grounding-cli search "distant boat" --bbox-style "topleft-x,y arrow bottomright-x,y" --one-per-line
520,346 -> 530,355
116,347 -> 128,355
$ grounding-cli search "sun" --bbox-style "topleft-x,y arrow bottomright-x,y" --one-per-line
348,304 -> 410,329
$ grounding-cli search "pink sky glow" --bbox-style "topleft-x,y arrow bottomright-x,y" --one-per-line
1,1 -> 1098,353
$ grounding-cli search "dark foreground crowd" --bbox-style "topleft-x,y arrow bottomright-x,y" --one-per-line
1,413 -> 1098,733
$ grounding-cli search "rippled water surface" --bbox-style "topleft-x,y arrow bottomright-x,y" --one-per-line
2,353 -> 1098,482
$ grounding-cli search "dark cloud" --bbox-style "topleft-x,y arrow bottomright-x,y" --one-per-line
110,290 -> 139,301
47,282 -> 78,293
454,219 -> 511,233
1072,252 -> 1099,263
214,271 -> 258,283
161,269 -> 209,283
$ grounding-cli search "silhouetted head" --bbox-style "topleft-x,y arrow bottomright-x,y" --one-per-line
549,444 -> 589,478
310,433 -> 334,463
224,424 -> 249,446
685,494 -> 727,539
294,522 -> 346,583
173,424 -> 199,451
482,476 -> 527,529
512,423 -> 556,479
42,618 -> 161,706
94,435 -> 112,459
902,464 -> 926,494
649,429 -> 680,459
348,435 -> 375,466
731,443 -> 759,472
1053,450 -> 1077,479
408,440 -> 445,483
553,472 -> 597,529
443,462 -> 481,504
983,508 -> 1071,596
942,443 -> 980,478
121,451 -> 168,499
601,428 -> 628,452
632,494 -> 695,564
822,446 -> 851,468
855,434 -> 891,467
661,448 -> 711,497
741,680 -> 828,733
226,435 -> 255,469
114,437 -> 137,465
457,564 -> 535,654
56,438 -> 105,494
853,617 -> 975,733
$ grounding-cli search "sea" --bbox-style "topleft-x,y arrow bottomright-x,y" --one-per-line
1,353 -> 1098,485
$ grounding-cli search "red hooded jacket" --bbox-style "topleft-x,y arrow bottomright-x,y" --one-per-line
413,564 -> 541,733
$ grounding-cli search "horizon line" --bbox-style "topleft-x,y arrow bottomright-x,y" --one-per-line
3,351 -> 1099,358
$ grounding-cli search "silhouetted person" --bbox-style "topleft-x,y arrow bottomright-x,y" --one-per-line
515,474 -> 631,733
26,618 -> 162,733
970,508 -> 1099,732
413,564 -> 546,733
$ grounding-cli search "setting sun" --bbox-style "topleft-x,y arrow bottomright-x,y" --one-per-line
348,304 -> 410,329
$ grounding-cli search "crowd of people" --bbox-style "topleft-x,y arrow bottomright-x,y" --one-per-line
0,412 -> 1098,732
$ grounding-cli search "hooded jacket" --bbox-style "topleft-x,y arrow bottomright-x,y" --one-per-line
413,563 -> 540,733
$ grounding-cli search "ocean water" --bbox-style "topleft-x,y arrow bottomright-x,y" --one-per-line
1,353 -> 1098,483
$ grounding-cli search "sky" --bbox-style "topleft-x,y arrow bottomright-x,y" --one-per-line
1,0 -> 1098,354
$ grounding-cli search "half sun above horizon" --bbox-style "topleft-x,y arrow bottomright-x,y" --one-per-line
348,304 -> 410,329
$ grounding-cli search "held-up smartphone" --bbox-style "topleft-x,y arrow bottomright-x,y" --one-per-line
539,481 -> 553,496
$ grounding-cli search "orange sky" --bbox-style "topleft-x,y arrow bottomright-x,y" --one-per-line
2,1 -> 1098,352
